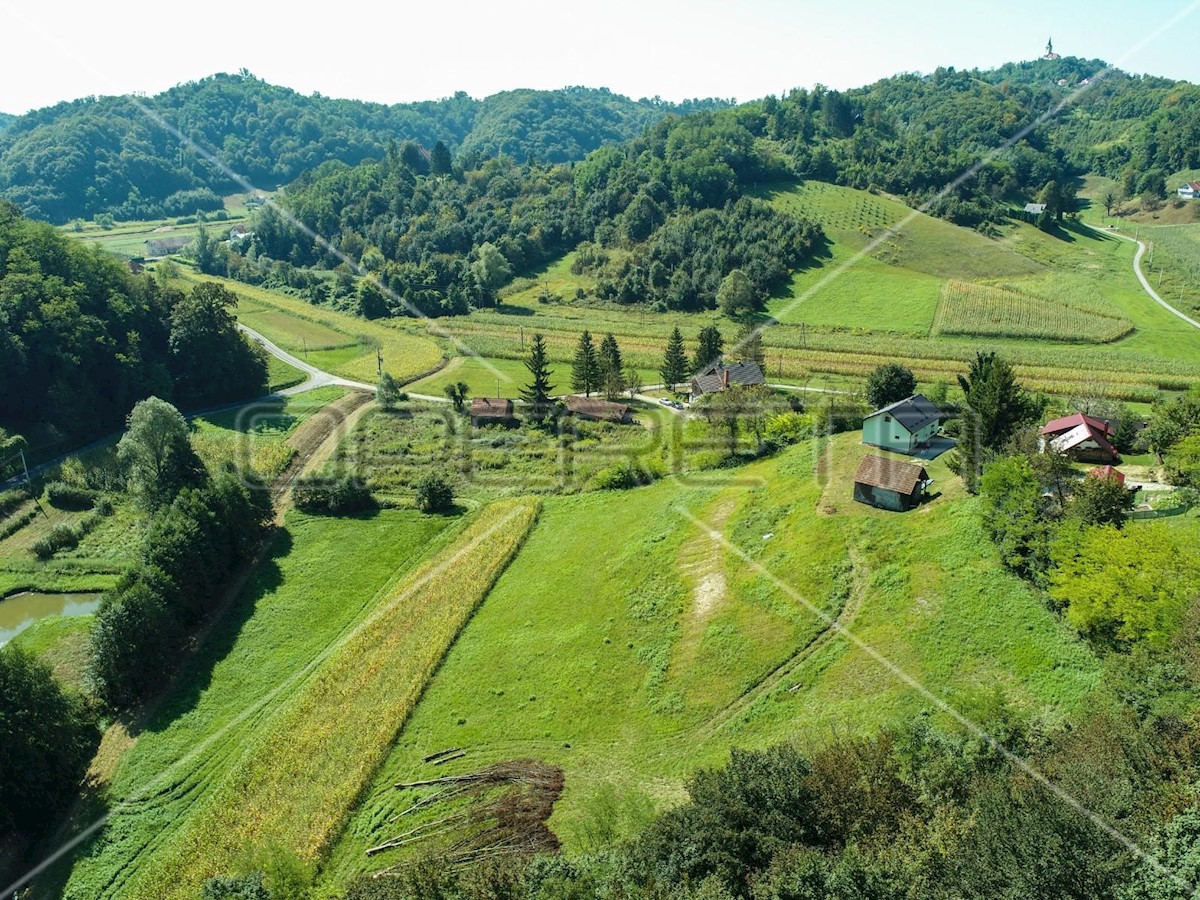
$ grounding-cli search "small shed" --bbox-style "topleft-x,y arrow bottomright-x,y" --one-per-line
470,397 -> 514,427
1024,202 -> 1048,215
564,395 -> 632,423
862,394 -> 941,455
853,455 -> 932,512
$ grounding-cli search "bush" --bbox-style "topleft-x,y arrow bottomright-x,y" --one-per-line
31,523 -> 82,559
591,461 -> 664,490
0,488 -> 28,519
293,475 -> 374,515
414,475 -> 454,513
763,412 -> 817,446
45,481 -> 96,510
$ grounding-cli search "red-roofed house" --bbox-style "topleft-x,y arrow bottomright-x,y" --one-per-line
1040,413 -> 1120,463
1179,182 -> 1200,200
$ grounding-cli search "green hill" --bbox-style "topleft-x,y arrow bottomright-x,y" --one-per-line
0,75 -> 724,223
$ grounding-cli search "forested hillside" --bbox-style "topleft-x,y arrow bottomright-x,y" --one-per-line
0,202 -> 266,449
0,112 -> 12,134
0,74 -> 724,223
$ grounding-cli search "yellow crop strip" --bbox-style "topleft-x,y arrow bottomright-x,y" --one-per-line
123,499 -> 541,899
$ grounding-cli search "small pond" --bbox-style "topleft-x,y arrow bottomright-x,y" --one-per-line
0,592 -> 103,645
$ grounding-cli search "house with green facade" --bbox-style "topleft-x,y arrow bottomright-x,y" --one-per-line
862,394 -> 941,455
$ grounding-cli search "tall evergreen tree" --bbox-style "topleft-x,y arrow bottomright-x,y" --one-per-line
735,321 -> 766,373
430,140 -> 453,176
520,333 -> 555,422
571,330 -> 600,397
694,325 -> 724,373
661,327 -> 689,392
598,333 -> 626,400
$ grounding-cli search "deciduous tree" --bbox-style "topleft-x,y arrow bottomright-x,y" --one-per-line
865,362 -> 916,410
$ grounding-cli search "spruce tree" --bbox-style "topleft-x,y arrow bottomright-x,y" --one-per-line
736,321 -> 766,373
521,333 -> 555,422
598,333 -> 625,400
430,140 -> 453,176
661,327 -> 689,392
571,330 -> 599,397
694,325 -> 724,373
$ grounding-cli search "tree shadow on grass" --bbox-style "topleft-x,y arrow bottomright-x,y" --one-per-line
140,527 -> 292,735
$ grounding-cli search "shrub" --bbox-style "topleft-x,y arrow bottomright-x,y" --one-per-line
763,412 -> 817,446
31,523 -> 82,559
45,481 -> 97,510
414,475 -> 454,513
0,488 -> 29,519
293,475 -> 374,515
590,461 -> 663,490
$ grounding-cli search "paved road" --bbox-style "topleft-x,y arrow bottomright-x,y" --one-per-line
237,324 -> 448,404
1085,224 -> 1200,331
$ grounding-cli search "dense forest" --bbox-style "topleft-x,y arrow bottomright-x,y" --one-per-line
0,202 -> 267,450
0,74 -> 725,223
0,112 -> 13,134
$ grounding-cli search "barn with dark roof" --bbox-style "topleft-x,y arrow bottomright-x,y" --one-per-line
853,455 -> 932,512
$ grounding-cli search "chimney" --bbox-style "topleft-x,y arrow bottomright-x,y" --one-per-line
723,369 -> 730,387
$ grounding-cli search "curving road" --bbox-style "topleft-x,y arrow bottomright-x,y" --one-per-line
1085,224 -> 1200,331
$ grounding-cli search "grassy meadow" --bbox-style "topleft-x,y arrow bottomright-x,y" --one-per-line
114,500 -> 541,900
50,507 -> 462,899
325,433 -> 1103,881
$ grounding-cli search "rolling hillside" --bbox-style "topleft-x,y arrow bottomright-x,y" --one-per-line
0,75 -> 723,223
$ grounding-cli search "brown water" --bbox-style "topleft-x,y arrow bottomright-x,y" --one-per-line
0,592 -> 103,645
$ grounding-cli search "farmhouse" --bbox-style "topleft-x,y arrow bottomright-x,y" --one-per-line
1023,202 -> 1047,215
853,455 -> 932,512
1178,182 -> 1200,200
862,394 -> 941,455
1041,412 -> 1120,463
146,236 -> 192,256
563,395 -> 632,423
689,360 -> 765,400
470,397 -> 514,427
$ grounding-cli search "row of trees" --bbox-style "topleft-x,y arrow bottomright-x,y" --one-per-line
87,398 -> 272,706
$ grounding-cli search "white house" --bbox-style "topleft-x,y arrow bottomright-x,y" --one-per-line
1179,182 -> 1200,200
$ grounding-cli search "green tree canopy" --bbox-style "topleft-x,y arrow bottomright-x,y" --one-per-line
117,396 -> 207,510
865,362 -> 917,410
520,333 -> 556,421
694,325 -> 724,373
717,268 -> 758,318
571,330 -> 600,397
661,327 -> 689,392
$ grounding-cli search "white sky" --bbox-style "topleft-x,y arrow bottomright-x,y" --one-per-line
2,0 -> 1199,114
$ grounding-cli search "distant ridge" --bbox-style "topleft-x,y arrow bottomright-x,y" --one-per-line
0,73 -> 728,223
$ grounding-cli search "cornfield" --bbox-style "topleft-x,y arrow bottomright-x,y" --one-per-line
933,280 -> 1134,343
124,499 -> 541,899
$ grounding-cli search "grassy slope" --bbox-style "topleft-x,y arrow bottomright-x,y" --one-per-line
174,270 -> 445,384
327,434 -> 1102,880
121,500 -> 541,900
54,509 -> 458,900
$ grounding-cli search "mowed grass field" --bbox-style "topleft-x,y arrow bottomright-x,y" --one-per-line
51,507 -> 463,900
173,270 -> 445,385
325,433 -> 1103,882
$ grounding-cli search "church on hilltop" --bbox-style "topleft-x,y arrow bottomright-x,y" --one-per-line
1042,37 -> 1061,60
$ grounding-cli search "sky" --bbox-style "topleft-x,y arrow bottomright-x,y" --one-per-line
2,0 -> 1200,114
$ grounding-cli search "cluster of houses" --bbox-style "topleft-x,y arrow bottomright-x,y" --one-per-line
852,394 -> 1127,513
468,394 -> 634,428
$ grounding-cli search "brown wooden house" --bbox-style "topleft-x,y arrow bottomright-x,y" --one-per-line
563,395 -> 632,423
853,455 -> 931,512
470,397 -> 514,427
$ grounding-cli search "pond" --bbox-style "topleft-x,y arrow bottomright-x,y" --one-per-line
0,591 -> 103,645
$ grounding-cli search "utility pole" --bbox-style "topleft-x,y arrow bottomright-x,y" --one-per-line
1159,268 -> 1164,289
20,450 -> 48,520
302,337 -> 309,361
520,325 -> 524,351
376,348 -> 383,380
496,378 -> 500,398
801,321 -> 807,351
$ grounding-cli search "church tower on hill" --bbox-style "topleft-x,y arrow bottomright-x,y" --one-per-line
1043,37 -> 1061,59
